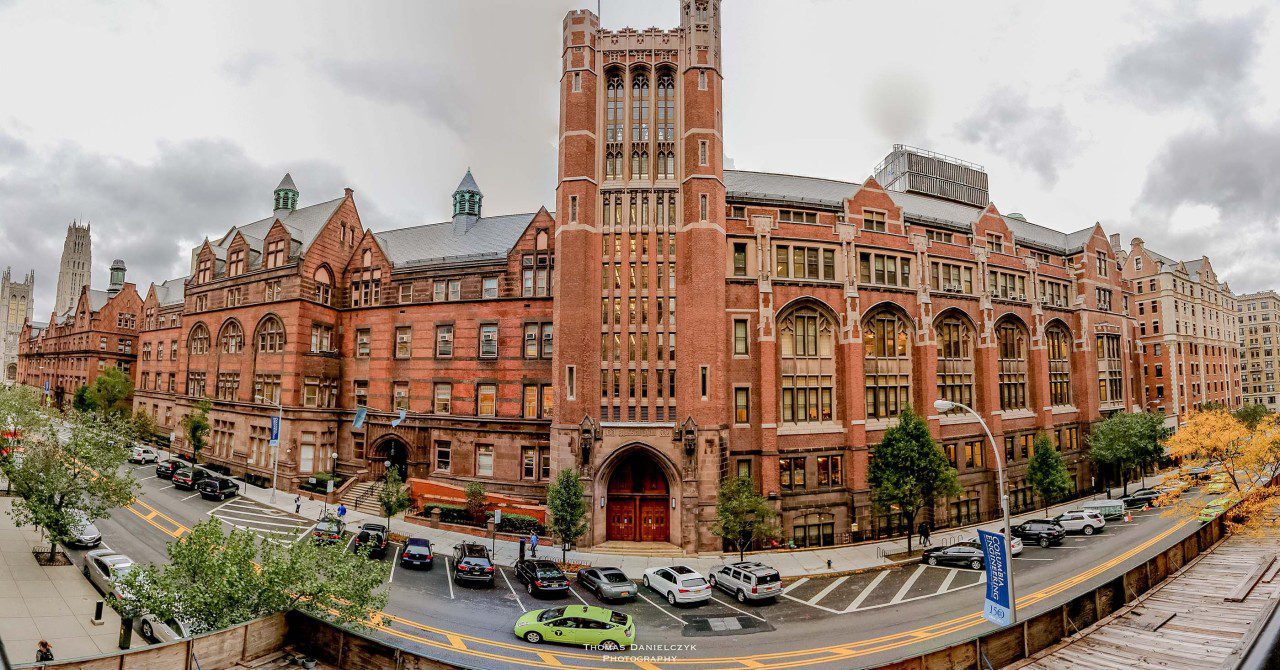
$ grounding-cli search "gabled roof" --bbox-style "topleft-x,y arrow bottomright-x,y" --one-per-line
208,196 -> 345,260
724,169 -> 1097,254
153,277 -> 187,307
87,289 -> 110,312
373,212 -> 542,269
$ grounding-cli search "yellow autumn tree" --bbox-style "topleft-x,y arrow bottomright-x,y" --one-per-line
1163,409 -> 1280,535
1164,409 -> 1251,492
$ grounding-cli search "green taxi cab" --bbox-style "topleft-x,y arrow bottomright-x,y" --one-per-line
514,605 -> 635,651
1197,496 -> 1237,522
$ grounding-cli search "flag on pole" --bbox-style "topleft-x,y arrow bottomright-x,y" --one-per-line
352,406 -> 367,430
391,408 -> 406,428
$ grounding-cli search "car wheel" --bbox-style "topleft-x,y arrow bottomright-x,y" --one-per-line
524,631 -> 542,644
736,589 -> 746,603
1083,525 -> 1095,536
600,640 -> 621,652
667,591 -> 676,605
927,556 -> 939,566
1039,537 -> 1050,548
642,576 -> 650,588
141,620 -> 153,640
969,559 -> 982,570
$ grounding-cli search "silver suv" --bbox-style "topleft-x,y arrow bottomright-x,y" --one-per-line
1053,510 -> 1106,535
709,561 -> 782,602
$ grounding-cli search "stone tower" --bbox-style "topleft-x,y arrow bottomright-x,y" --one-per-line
551,0 -> 727,551
54,221 -> 92,316
0,267 -> 34,380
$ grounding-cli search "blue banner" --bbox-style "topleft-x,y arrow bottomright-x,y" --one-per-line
43,380 -> 50,395
390,408 -> 406,428
978,529 -> 1012,626
268,416 -> 280,447
352,407 -> 367,430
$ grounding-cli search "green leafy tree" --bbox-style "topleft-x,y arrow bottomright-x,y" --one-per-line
711,474 -> 779,561
1088,411 -> 1166,494
131,409 -> 159,442
90,367 -> 134,418
867,406 -> 960,554
1235,403 -> 1273,431
377,467 -> 412,526
5,403 -> 137,560
116,519 -> 389,635
464,480 -> 488,525
71,385 -> 98,413
1027,433 -> 1071,514
179,399 -> 212,465
546,469 -> 590,563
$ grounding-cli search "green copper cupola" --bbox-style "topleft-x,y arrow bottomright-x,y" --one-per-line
452,169 -> 482,233
273,173 -> 299,215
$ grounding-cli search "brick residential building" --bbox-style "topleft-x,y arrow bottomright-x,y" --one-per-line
1235,290 -> 1280,411
1116,238 -> 1242,426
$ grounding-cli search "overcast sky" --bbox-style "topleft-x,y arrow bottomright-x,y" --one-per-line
1,0 -> 1277,317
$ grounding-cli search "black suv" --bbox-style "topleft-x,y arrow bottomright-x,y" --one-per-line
1122,488 -> 1162,509
352,522 -> 389,559
171,466 -> 210,491
514,559 -> 569,597
155,459 -> 183,479
452,543 -> 495,586
400,538 -> 434,570
1011,519 -> 1067,548
197,476 -> 239,501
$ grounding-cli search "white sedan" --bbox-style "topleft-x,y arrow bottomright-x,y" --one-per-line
965,535 -> 1024,557
140,614 -> 192,643
641,565 -> 712,605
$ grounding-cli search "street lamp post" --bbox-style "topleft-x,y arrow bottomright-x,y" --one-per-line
934,398 -> 1017,624
269,400 -> 283,502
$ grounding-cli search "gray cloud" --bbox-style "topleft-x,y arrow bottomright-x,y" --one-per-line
221,51 -> 278,85
863,71 -> 934,144
957,89 -> 1083,186
0,132 -> 376,317
1110,11 -> 1263,112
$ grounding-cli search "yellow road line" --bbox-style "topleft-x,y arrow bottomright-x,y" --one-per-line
537,652 -> 565,666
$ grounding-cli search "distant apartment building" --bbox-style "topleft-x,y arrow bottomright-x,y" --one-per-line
1236,290 -> 1280,411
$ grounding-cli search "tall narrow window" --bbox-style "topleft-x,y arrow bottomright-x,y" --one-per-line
779,307 -> 836,423
863,309 -> 911,419
605,75 -> 623,143
656,74 -> 675,141
631,73 -> 650,143
997,320 -> 1029,410
1046,324 -> 1072,406
935,315 -> 973,409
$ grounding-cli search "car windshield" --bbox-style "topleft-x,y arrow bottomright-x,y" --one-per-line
601,571 -> 630,584
535,568 -> 563,578
316,521 -> 339,531
609,611 -> 629,625
681,577 -> 708,587
537,607 -> 566,622
756,572 -> 780,584
405,545 -> 429,555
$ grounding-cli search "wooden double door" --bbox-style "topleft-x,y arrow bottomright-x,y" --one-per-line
604,450 -> 670,543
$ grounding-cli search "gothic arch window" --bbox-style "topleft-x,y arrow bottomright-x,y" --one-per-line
630,72 -> 650,142
606,74 -> 624,143
631,150 -> 650,179
864,308 -> 912,419
1047,323 -> 1072,406
779,306 -> 836,423
935,314 -> 974,409
605,151 -> 621,180
256,316 -> 285,354
997,319 -> 1029,410
313,266 -> 333,305
219,320 -> 244,354
656,73 -> 675,142
188,323 -> 210,356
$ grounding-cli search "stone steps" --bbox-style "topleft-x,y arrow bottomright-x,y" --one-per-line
591,541 -> 688,557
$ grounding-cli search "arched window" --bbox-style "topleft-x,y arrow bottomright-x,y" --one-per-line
314,266 -> 332,305
606,74 -> 624,143
1047,323 -> 1072,406
779,306 -> 835,423
864,309 -> 912,419
936,315 -> 974,408
656,74 -> 675,141
188,323 -> 210,355
631,73 -> 649,142
219,320 -> 244,354
997,319 -> 1029,410
605,151 -> 621,180
256,317 -> 285,353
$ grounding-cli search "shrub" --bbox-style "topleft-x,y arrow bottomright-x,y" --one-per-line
497,513 -> 544,536
464,482 -> 487,524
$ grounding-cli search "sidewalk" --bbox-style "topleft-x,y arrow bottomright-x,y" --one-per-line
234,474 -> 1163,579
0,496 -> 139,664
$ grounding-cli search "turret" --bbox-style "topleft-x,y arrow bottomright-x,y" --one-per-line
107,259 -> 126,296
273,173 -> 299,216
452,169 -> 483,233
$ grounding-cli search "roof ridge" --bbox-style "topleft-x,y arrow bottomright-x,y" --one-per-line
374,211 -> 541,236
727,168 -> 862,187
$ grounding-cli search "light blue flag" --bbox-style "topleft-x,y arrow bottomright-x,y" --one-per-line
391,408 -> 406,428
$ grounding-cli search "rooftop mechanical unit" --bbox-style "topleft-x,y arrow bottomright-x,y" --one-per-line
873,144 -> 990,208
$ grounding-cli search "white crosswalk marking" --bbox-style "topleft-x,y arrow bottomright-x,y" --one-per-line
844,570 -> 890,612
889,565 -> 927,604
806,575 -> 847,606
938,568 -> 959,593
782,577 -> 809,595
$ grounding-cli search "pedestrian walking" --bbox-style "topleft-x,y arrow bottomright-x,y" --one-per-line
530,532 -> 539,558
337,503 -> 347,519
918,522 -> 931,547
294,494 -> 302,515
36,640 -> 54,662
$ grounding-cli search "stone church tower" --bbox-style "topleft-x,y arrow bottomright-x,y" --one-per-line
0,267 -> 34,380
54,221 -> 92,316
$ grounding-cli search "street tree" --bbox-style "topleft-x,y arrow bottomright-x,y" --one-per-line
546,469 -> 589,563
711,474 -> 779,561
1087,411 -> 1164,495
71,385 -> 98,413
131,409 -> 159,442
464,480 -> 488,525
90,367 -> 134,418
866,406 -> 960,554
1235,403 -> 1273,431
1165,409 -> 1252,492
1027,433 -> 1071,514
377,467 -> 412,526
179,399 -> 212,465
117,519 -> 389,635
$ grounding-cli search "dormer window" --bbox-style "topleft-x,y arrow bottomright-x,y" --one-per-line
228,249 -> 245,276
265,240 -> 286,269
196,258 -> 212,284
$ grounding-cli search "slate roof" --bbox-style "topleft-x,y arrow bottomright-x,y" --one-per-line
455,169 -> 481,194
86,289 -> 109,312
208,196 -> 345,260
153,277 -> 187,307
276,173 -> 297,192
724,169 -> 1097,254
374,212 -> 540,269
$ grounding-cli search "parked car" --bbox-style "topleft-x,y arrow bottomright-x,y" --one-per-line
154,459 -> 181,479
453,542 -> 496,586
513,605 -> 634,651
1206,481 -> 1232,494
83,549 -> 135,600
310,516 -> 345,544
139,613 -> 191,643
1121,488 -> 1163,509
128,446 -> 158,464
1082,499 -> 1126,520
1183,466 -> 1210,481
1197,496 -> 1238,522
171,466 -> 210,491
352,522 -> 390,559
515,558 -> 570,597
962,534 -> 1023,557
197,476 -> 239,501
1053,510 -> 1106,535
641,565 -> 711,605
921,541 -> 986,569
709,561 -> 782,602
1010,519 -> 1066,548
576,567 -> 637,602
400,538 -> 434,569
67,512 -> 103,548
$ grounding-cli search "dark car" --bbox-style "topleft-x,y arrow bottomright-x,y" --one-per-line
171,466 -> 210,491
1122,488 -> 1162,509
1011,519 -> 1067,548
400,538 -> 434,569
154,459 -> 181,479
921,541 -> 986,570
352,522 -> 389,559
515,559 -> 569,597
576,567 -> 638,602
452,542 -> 495,586
311,516 -> 346,544
197,476 -> 238,501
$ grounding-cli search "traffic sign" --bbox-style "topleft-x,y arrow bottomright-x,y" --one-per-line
978,529 -> 1012,626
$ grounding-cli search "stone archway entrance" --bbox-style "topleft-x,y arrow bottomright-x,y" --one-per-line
605,450 -> 670,543
5,364 -> 15,381
370,436 -> 409,480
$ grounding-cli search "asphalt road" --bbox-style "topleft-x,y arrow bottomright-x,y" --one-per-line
68,461 -> 1218,670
